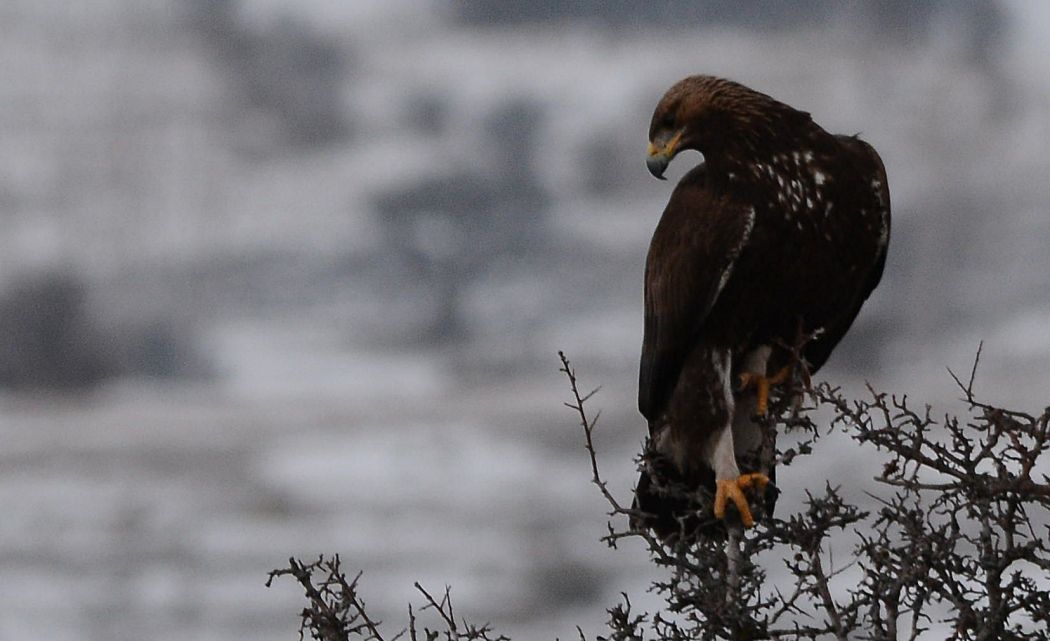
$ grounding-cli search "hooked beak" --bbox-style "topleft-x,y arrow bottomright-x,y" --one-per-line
645,129 -> 684,180
646,152 -> 669,180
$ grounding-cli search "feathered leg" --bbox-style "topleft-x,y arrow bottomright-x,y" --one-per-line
732,345 -> 779,521
738,345 -> 792,416
703,348 -> 768,528
637,344 -> 770,537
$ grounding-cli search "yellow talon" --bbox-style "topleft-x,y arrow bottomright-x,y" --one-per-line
714,473 -> 769,528
739,366 -> 791,416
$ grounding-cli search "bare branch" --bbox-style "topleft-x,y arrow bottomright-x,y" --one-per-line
270,347 -> 1049,641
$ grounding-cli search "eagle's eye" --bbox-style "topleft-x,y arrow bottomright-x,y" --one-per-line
659,112 -> 676,129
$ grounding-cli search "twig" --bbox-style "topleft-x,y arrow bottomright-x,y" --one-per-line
558,351 -> 637,516
725,524 -> 745,606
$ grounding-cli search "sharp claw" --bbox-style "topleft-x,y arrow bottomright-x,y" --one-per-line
739,367 -> 791,416
739,472 -> 769,492
713,481 -> 730,519
767,366 -> 791,385
757,381 -> 770,416
714,473 -> 769,528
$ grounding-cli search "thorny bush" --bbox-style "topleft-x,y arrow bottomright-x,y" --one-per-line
269,347 -> 1049,641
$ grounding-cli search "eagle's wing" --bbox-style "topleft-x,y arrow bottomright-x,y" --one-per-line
639,167 -> 756,423
805,137 -> 891,372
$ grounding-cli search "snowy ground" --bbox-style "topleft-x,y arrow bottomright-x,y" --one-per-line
0,334 -> 653,641
1,2 -> 1049,640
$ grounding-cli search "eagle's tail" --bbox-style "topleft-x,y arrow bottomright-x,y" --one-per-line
630,455 -> 719,541
631,454 -> 778,542
631,469 -> 686,541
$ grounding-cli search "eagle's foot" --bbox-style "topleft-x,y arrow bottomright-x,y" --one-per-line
713,473 -> 769,528
739,366 -> 791,416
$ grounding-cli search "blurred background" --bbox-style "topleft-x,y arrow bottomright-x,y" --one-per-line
1,1 -> 1048,639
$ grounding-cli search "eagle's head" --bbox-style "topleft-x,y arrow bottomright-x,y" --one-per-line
646,75 -> 802,179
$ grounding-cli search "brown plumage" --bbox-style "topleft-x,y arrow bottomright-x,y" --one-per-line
633,76 -> 890,539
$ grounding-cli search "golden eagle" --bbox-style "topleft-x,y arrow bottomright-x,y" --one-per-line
633,76 -> 890,539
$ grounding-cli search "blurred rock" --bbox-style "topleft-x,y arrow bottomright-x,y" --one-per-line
0,271 -> 209,391
190,0 -> 352,154
0,271 -> 115,390
579,133 -> 638,196
371,99 -> 552,344
100,316 -> 212,382
406,91 -> 452,137
453,0 -> 1006,67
